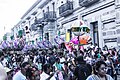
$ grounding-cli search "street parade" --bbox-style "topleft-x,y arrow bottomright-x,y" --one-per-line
1,0 -> 120,80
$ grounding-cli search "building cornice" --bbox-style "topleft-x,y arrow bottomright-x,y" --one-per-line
21,0 -> 42,19
81,1 -> 115,16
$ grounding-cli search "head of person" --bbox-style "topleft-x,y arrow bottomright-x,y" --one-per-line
94,60 -> 107,77
21,62 -> 30,75
42,63 -> 52,74
56,57 -> 60,63
0,51 -> 4,61
75,56 -> 85,64
69,64 -> 75,72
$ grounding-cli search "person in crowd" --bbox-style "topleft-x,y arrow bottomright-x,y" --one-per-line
48,50 -> 56,65
84,53 -> 92,65
53,57 -> 64,80
12,62 -> 30,80
74,55 -> 92,80
53,57 -> 63,71
105,56 -> 117,80
40,63 -> 56,80
4,67 -> 13,80
68,64 -> 75,80
86,60 -> 114,80
0,51 -> 7,80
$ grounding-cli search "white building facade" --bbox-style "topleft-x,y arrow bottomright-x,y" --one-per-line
12,0 -> 120,49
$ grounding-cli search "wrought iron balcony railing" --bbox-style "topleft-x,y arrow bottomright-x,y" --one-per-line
31,18 -> 44,31
79,0 -> 100,7
34,18 -> 44,24
59,1 -> 73,17
44,11 -> 56,22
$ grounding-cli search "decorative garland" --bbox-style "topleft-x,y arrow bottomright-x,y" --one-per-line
54,36 -> 64,45
37,41 -> 45,48
42,40 -> 52,48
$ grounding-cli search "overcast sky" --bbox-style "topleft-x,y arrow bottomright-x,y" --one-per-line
0,0 -> 37,39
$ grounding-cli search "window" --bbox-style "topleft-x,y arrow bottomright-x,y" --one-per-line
90,21 -> 99,45
103,22 -> 115,30
52,2 -> 55,11
43,10 -> 45,17
47,6 -> 49,12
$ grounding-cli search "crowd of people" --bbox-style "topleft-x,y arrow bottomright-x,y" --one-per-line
0,42 -> 120,80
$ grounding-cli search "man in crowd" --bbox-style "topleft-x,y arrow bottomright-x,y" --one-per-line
12,62 -> 30,80
40,63 -> 56,80
0,51 -> 7,80
74,56 -> 92,80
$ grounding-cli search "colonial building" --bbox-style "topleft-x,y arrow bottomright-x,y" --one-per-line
12,0 -> 120,49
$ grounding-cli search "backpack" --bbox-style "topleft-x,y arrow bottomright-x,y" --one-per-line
76,64 -> 91,80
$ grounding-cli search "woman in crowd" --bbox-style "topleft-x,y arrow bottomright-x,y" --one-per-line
86,60 -> 114,80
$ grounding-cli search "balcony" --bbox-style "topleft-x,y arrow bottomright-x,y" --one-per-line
79,0 -> 100,7
44,11 -> 56,22
59,1 -> 73,17
30,18 -> 44,31
35,18 -> 44,24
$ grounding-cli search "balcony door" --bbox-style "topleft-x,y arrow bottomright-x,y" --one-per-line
90,21 -> 99,46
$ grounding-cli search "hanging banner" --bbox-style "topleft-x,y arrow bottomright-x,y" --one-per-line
66,32 -> 70,42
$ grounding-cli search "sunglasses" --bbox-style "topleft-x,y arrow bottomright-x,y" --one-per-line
100,67 -> 108,71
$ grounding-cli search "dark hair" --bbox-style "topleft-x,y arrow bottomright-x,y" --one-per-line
56,57 -> 60,61
0,51 -> 4,57
43,63 -> 51,72
76,56 -> 84,62
21,62 -> 29,68
93,60 -> 107,74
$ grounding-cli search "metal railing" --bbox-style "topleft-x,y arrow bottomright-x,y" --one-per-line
44,11 -> 56,22
59,1 -> 73,17
79,0 -> 100,7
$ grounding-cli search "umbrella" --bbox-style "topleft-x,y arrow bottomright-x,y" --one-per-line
70,36 -> 79,45
71,20 -> 90,36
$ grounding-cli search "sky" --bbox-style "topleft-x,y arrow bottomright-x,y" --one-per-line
0,0 -> 37,39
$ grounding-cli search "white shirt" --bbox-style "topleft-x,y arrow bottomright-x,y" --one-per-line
24,55 -> 29,62
2,58 -> 8,67
86,74 -> 114,80
40,72 -> 56,80
13,70 -> 26,80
